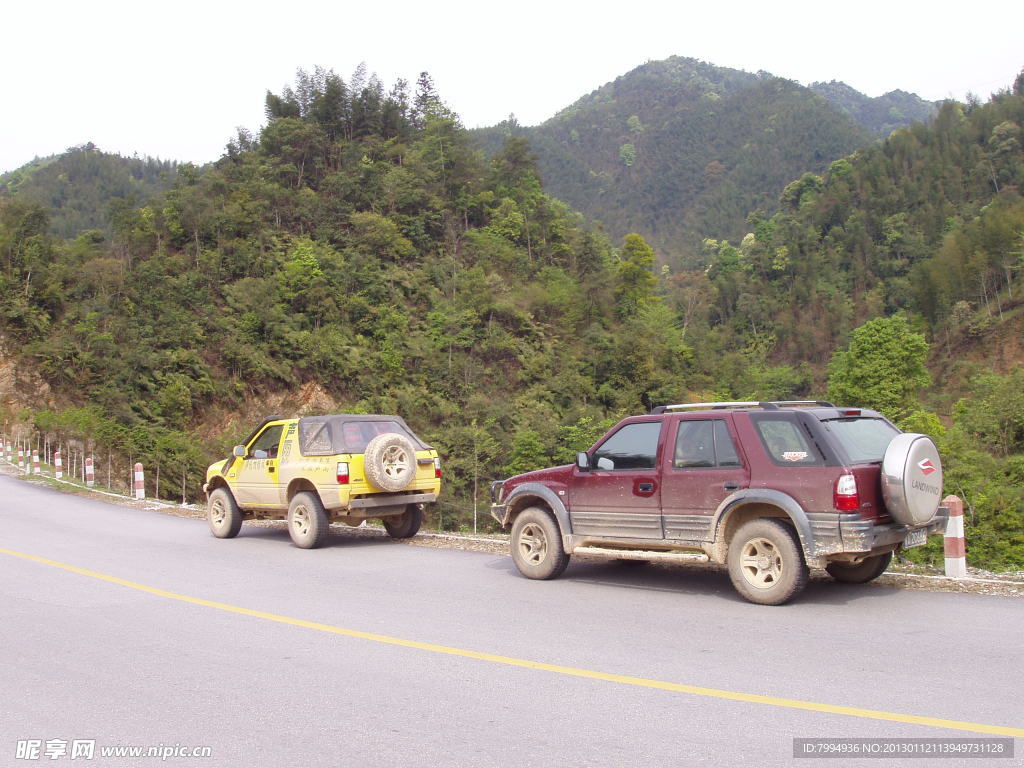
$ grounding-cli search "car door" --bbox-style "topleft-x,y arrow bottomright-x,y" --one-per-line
660,417 -> 749,541
233,423 -> 286,508
569,420 -> 663,539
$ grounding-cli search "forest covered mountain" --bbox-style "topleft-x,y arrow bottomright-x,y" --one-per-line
473,57 -> 936,261
0,144 -> 177,238
0,64 -> 1021,567
809,81 -> 938,135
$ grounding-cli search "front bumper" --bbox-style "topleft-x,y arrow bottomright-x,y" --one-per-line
490,503 -> 509,528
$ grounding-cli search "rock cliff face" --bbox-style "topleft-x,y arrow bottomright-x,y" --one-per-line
0,336 -> 53,419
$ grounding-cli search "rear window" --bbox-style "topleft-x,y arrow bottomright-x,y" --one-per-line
824,418 -> 899,463
750,415 -> 822,466
298,416 -> 425,456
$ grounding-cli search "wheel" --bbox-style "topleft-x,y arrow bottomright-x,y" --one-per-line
510,506 -> 569,580
727,518 -> 808,605
288,491 -> 329,549
364,433 -> 417,492
207,487 -> 242,539
826,551 -> 892,584
383,504 -> 423,539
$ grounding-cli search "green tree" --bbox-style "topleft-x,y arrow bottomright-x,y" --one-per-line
953,368 -> 1024,456
826,316 -> 930,420
615,233 -> 658,317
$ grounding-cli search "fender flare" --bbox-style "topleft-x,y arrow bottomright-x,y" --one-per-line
504,483 -> 572,535
711,489 -> 817,560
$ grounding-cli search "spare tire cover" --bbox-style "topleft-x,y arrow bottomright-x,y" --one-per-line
364,432 -> 416,492
880,433 -> 943,526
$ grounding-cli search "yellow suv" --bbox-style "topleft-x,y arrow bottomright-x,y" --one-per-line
203,414 -> 441,548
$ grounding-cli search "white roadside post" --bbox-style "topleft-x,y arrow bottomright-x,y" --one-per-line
85,457 -> 95,488
32,451 -> 41,474
54,451 -> 63,479
943,495 -> 967,578
134,463 -> 145,500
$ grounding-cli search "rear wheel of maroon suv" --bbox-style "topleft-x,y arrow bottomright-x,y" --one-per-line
511,507 -> 570,580
727,518 -> 809,605
826,551 -> 892,584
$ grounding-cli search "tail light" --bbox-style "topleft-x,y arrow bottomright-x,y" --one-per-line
834,473 -> 859,511
336,462 -> 350,484
433,458 -> 442,479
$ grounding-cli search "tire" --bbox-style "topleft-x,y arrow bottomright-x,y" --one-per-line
288,491 -> 329,549
207,487 -> 242,539
826,551 -> 892,584
727,518 -> 809,605
383,504 -> 423,539
881,433 -> 943,526
510,506 -> 569,580
364,433 -> 417,492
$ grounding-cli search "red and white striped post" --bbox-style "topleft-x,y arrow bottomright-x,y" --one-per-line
943,495 -> 967,578
18,447 -> 25,470
54,451 -> 63,479
85,457 -> 95,488
134,462 -> 145,499
32,451 -> 41,474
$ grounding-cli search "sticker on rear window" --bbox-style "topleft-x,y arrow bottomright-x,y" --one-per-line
782,451 -> 808,462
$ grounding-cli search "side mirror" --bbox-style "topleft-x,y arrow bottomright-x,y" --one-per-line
575,452 -> 590,471
233,445 -> 246,458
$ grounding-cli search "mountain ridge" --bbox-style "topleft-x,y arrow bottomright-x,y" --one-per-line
473,56 -> 937,260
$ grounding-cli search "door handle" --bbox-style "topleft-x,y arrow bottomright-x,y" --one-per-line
638,482 -> 654,493
268,466 -> 276,473
724,481 -> 740,491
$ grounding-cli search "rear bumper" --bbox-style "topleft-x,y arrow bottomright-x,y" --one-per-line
837,506 -> 949,555
348,492 -> 437,510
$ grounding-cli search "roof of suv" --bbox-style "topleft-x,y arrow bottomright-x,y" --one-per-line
649,401 -> 887,421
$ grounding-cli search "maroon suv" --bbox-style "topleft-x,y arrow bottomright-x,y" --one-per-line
490,401 -> 948,605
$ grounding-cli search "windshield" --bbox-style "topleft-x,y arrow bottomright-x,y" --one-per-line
824,418 -> 899,463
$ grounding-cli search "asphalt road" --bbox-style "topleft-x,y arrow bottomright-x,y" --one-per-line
1,472 -> 1022,767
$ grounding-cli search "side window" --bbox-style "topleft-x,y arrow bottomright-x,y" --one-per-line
674,420 -> 742,468
674,421 -> 714,467
751,415 -> 822,466
248,425 -> 285,459
715,421 -> 742,467
592,422 -> 661,470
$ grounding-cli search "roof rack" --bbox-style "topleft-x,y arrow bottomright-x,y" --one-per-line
649,400 -> 835,415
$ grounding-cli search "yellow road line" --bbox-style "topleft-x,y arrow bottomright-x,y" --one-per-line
2,546 -> 1022,738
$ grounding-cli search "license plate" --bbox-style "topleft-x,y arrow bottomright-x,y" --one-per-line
903,529 -> 927,549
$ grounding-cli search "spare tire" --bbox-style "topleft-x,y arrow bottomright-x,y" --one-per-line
364,432 -> 417,492
880,433 -> 943,526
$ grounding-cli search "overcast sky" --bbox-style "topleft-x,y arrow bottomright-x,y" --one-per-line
3,1 -> 1021,174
